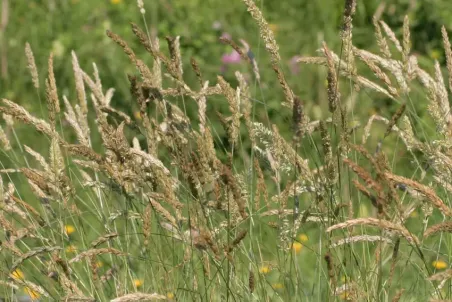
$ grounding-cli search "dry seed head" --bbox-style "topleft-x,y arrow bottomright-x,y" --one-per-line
442,26 -> 452,93
111,292 -> 167,302
25,42 -> 39,89
327,217 -> 419,244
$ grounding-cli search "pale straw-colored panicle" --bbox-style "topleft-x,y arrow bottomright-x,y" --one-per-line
373,17 -> 391,58
402,15 -> 411,65
379,20 -> 403,53
136,0 -> 145,15
71,51 -> 88,116
25,42 -> 39,89
442,26 -> 452,93
384,172 -> 452,217
0,124 -> 10,150
24,145 -> 50,173
330,235 -> 392,248
327,217 -> 419,244
111,292 -> 166,302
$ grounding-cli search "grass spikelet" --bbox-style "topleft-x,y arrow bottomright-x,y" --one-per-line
46,52 -> 60,130
292,96 -> 304,141
242,0 -> 280,63
69,248 -> 126,263
218,36 -> 252,64
90,232 -> 119,248
148,196 -> 178,227
324,253 -> 337,292
226,229 -> 248,253
242,0 -> 294,105
71,51 -> 87,115
0,99 -> 54,137
384,103 -> 406,138
10,246 -> 61,273
249,270 -> 255,293
380,21 -> 403,53
342,0 -> 357,37
330,235 -> 392,248
402,15 -> 411,65
25,42 -> 39,89
384,172 -> 452,217
11,279 -> 49,298
165,36 -> 183,80
373,17 -> 391,58
110,292 -> 167,301
221,163 -> 248,219
218,76 -> 240,147
392,289 -> 405,302
190,57 -> 203,85
323,42 -> 339,114
424,221 -> 452,238
327,218 -> 419,244
0,124 -> 10,150
441,26 -> 452,93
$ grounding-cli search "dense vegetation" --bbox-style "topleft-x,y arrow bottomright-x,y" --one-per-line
2,0 -> 452,301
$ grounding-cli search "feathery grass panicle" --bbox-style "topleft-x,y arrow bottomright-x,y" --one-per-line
373,17 -> 391,58
384,103 -> 406,138
25,42 -> 39,89
327,218 -> 419,244
69,248 -> 126,263
441,26 -> 452,93
402,16 -> 411,66
242,0 -> 294,106
385,172 -> 452,216
111,292 -> 166,302
424,221 -> 452,238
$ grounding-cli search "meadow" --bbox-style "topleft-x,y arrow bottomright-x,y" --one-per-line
2,0 -> 452,301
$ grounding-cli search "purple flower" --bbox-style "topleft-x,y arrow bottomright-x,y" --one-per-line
222,50 -> 241,64
289,55 -> 301,75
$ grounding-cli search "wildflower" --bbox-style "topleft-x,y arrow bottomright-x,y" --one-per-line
134,279 -> 144,288
289,55 -> 301,75
429,49 -> 441,60
339,291 -> 350,300
432,260 -> 448,270
222,50 -> 241,65
259,265 -> 271,274
111,0 -> 121,3
409,210 -> 418,218
24,287 -> 41,300
10,269 -> 24,280
65,225 -> 75,236
133,111 -> 142,121
96,261 -> 103,268
292,242 -> 303,254
65,245 -> 77,253
167,292 -> 175,299
268,23 -> 279,35
298,233 -> 309,242
212,21 -> 222,30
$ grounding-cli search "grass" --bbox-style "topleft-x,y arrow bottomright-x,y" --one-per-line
2,0 -> 452,301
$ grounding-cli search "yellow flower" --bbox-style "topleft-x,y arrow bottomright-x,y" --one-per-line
432,260 -> 448,270
429,49 -> 441,60
65,225 -> 75,235
96,261 -> 103,268
111,0 -> 122,4
134,279 -> 144,288
292,242 -> 303,254
298,234 -> 308,242
24,287 -> 41,300
259,265 -> 271,274
10,269 -> 24,280
409,210 -> 418,218
339,291 -> 350,300
268,23 -> 279,35
65,245 -> 77,253
133,111 -> 142,121
167,292 -> 175,299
